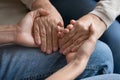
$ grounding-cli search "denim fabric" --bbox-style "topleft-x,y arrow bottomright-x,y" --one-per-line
0,40 -> 113,80
51,0 -> 120,74
100,21 -> 120,73
81,74 -> 120,80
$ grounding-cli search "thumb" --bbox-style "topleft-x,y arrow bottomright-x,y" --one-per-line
88,25 -> 97,42
77,25 -> 97,57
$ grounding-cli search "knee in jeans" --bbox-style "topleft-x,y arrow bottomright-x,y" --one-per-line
87,40 -> 113,73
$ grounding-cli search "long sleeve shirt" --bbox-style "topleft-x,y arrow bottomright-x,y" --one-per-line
21,0 -> 120,28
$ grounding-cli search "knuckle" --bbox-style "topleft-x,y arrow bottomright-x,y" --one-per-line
41,31 -> 46,37
76,22 -> 87,31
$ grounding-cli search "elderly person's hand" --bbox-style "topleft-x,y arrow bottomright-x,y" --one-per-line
59,14 -> 106,54
15,9 -> 48,47
66,26 -> 96,63
46,26 -> 97,80
32,0 -> 64,54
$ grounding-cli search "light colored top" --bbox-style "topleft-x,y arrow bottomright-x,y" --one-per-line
90,0 -> 120,28
0,0 -> 28,25
21,0 -> 120,28
0,0 -> 120,28
21,0 -> 35,9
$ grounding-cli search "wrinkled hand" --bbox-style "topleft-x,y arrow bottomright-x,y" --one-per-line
15,9 -> 48,47
33,4 -> 64,54
64,26 -> 96,77
65,26 -> 96,63
59,14 -> 106,54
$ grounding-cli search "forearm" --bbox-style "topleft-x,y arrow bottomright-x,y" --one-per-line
46,56 -> 89,80
0,25 -> 16,45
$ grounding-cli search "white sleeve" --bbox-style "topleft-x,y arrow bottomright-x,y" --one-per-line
20,0 -> 35,10
90,0 -> 120,28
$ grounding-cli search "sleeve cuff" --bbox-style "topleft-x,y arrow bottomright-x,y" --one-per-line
90,0 -> 120,29
90,10 -> 113,29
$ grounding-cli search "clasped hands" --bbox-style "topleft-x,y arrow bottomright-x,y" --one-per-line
15,8 -> 103,64
32,8 -> 97,63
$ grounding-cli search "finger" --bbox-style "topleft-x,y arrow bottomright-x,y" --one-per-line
63,28 -> 70,34
33,19 -> 41,45
39,18 -> 47,52
62,35 -> 88,54
52,21 -> 61,51
66,24 -> 74,30
77,26 -> 96,57
57,32 -> 64,38
52,27 -> 58,51
57,25 -> 65,38
60,27 -> 81,49
58,21 -> 64,27
56,25 -> 64,32
58,28 -> 70,38
70,19 -> 76,25
62,45 -> 73,55
71,39 -> 85,52
29,9 -> 49,19
35,8 -> 49,17
45,21 -> 52,54
60,27 -> 77,48
60,33 -> 80,53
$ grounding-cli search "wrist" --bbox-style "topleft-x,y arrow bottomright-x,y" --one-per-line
67,56 -> 89,80
89,13 -> 106,40
0,25 -> 17,44
32,0 -> 52,10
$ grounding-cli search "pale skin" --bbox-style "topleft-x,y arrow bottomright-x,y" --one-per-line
0,0 -> 107,79
30,0 -> 107,79
0,9 -> 48,46
32,0 -> 106,54
32,0 -> 64,54
0,8 -> 96,80
46,25 -> 97,80
58,14 -> 106,55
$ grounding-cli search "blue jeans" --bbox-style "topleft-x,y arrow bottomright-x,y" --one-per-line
0,40 -> 113,80
51,0 -> 120,74
81,74 -> 120,80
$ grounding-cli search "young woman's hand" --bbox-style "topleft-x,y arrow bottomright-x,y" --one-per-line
15,9 -> 48,47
